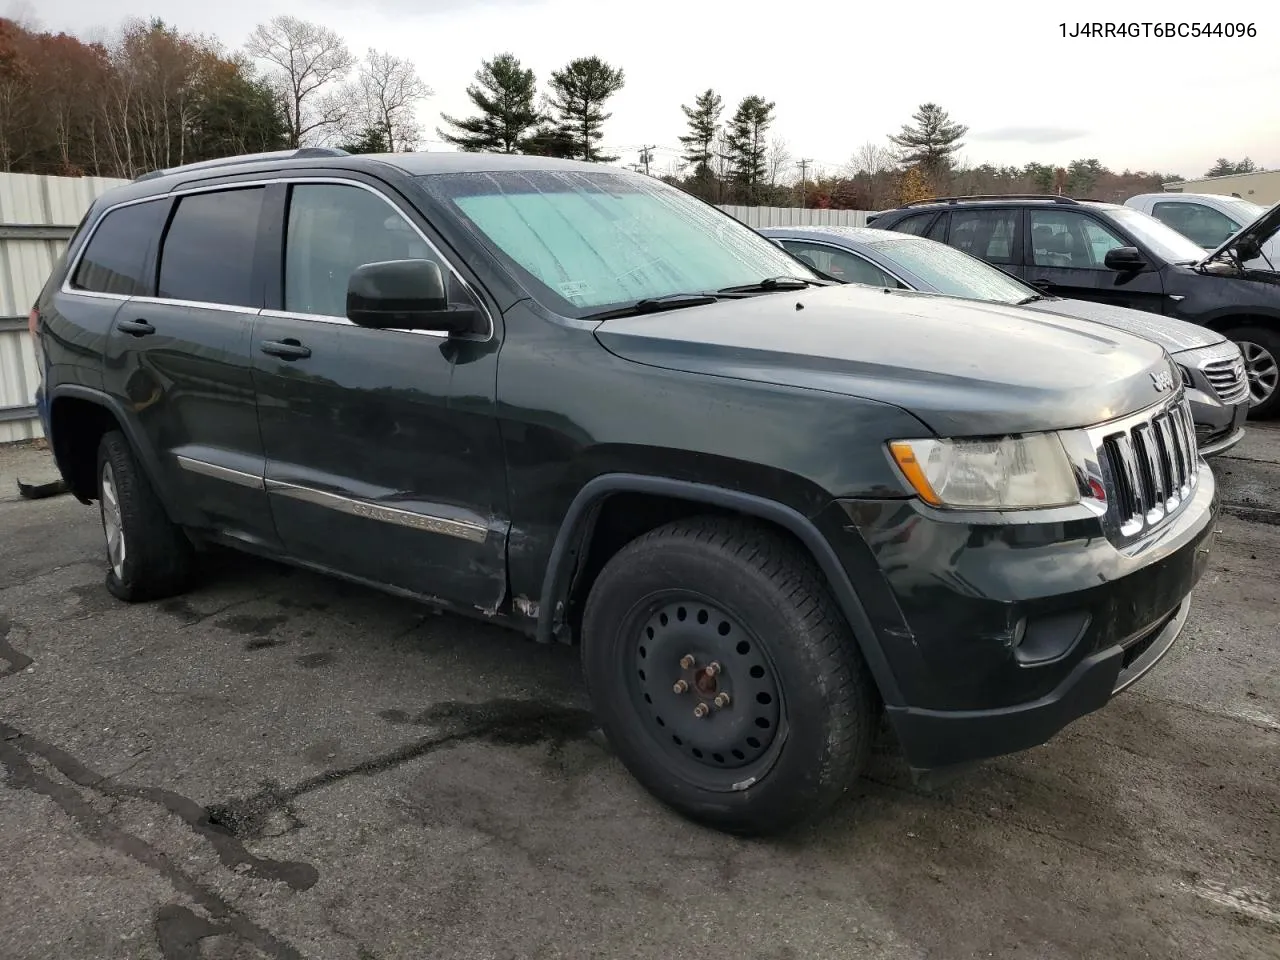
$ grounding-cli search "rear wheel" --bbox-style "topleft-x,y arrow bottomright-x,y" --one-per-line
1224,325 -> 1280,418
96,431 -> 194,602
580,516 -> 878,835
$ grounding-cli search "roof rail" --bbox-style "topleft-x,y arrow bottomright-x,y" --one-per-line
133,146 -> 351,183
902,194 -> 1081,207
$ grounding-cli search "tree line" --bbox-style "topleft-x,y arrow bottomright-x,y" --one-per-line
0,14 -> 1261,209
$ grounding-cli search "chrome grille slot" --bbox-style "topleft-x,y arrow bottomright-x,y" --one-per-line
1202,354 -> 1249,404
1097,398 -> 1199,539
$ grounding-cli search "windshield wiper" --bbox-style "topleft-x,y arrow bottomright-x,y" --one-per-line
717,276 -> 814,294
1015,294 -> 1047,304
581,292 -> 720,322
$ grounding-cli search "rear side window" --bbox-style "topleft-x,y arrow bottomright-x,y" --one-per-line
157,188 -> 266,308
948,209 -> 1019,264
893,213 -> 937,236
70,200 -> 167,296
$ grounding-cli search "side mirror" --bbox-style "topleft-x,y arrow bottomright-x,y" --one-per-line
346,259 -> 478,334
1104,246 -> 1146,271
1232,238 -> 1262,261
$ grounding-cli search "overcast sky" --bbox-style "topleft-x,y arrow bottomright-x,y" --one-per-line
22,0 -> 1280,180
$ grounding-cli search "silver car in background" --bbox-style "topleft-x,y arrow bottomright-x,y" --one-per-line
759,225 -> 1250,456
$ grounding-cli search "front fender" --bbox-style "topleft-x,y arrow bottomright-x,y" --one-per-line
535,472 -> 905,707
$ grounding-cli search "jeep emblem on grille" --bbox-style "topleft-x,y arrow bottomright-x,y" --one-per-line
1150,369 -> 1173,392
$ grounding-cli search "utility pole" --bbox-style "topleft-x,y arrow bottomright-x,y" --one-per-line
639,145 -> 656,176
797,158 -> 813,207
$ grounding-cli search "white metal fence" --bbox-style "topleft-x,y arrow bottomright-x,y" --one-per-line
716,205 -> 872,228
0,173 -> 129,442
0,173 -> 873,442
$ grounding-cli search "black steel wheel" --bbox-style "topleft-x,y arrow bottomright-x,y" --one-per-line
582,515 -> 879,835
630,594 -> 785,788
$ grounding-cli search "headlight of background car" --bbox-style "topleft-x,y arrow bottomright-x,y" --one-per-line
888,434 -> 1079,509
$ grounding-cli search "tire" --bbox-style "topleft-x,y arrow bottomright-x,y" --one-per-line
1223,325 -> 1280,419
96,430 -> 194,602
580,515 -> 879,835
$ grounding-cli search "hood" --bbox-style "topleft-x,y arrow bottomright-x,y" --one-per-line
1017,297 -> 1226,354
593,285 -> 1180,437
1199,200 -> 1280,268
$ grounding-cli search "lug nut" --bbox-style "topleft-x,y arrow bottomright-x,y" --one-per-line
714,692 -> 731,708
704,661 -> 721,678
680,654 -> 695,669
693,702 -> 710,718
672,679 -> 689,694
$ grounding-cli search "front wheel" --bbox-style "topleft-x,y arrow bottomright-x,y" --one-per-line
1224,325 -> 1280,419
580,516 -> 879,835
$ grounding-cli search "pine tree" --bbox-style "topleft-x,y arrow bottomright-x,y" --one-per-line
545,56 -> 624,162
724,95 -> 775,203
437,52 -> 540,153
678,89 -> 723,178
888,103 -> 968,177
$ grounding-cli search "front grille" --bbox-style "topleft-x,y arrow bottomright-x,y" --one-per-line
1100,398 -> 1199,538
1201,354 -> 1249,404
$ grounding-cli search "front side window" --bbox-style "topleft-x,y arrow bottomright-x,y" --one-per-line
948,209 -> 1019,264
70,200 -> 168,296
158,188 -> 265,307
1151,201 -> 1240,248
779,240 -> 899,287
419,170 -> 817,316
1029,210 -> 1126,269
283,183 -> 465,318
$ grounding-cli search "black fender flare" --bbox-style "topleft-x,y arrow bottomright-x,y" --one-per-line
535,473 -> 904,707
47,385 -> 181,518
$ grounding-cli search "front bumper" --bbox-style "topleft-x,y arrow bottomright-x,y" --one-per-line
826,462 -> 1219,772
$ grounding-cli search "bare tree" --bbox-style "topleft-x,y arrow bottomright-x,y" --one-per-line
245,15 -> 353,147
845,140 -> 894,209
343,48 -> 432,151
767,135 -> 792,187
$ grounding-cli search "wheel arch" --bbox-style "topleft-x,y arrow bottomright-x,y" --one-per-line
1198,310 -> 1280,333
535,474 -> 904,707
47,385 -> 177,515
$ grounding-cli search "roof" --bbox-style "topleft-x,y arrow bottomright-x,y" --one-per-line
757,225 -> 896,243
99,148 -> 631,207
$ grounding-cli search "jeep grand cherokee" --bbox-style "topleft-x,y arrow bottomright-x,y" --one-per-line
31,150 -> 1218,834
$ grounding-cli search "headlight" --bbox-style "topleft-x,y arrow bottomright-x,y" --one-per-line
887,433 -> 1080,510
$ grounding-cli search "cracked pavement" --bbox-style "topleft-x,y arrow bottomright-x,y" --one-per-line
1,430 -> 1277,960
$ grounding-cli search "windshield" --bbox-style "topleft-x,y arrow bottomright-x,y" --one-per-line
863,236 -> 1035,303
1103,206 -> 1208,262
418,169 -> 817,317
1217,196 -> 1266,224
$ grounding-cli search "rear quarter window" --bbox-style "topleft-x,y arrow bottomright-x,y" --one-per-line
70,200 -> 168,296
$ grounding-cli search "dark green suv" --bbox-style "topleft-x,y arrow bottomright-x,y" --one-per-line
31,150 -> 1218,834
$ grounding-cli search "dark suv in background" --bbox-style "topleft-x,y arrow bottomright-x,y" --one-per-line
868,195 -> 1280,418
31,151 -> 1218,834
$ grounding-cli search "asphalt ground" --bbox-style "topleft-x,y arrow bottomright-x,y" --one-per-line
1,427 -> 1277,960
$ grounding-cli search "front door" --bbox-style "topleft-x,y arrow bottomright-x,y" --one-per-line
1021,207 -> 1168,315
100,185 -> 278,547
251,178 -> 508,612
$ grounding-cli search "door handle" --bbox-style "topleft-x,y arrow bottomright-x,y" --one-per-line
260,338 -> 312,360
117,318 -> 156,336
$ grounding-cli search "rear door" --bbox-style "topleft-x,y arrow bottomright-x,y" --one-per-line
1021,207 -> 1168,314
250,176 -> 508,611
100,184 -> 278,547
